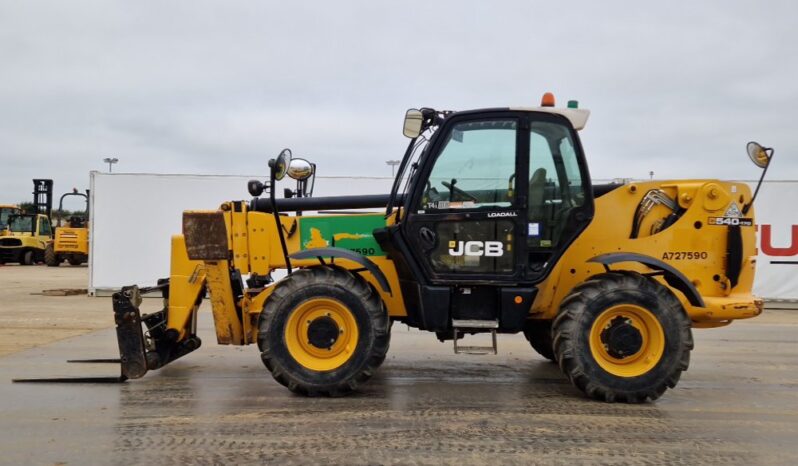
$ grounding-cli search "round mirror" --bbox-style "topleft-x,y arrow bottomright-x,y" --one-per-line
403,109 -> 424,138
273,148 -> 292,180
287,158 -> 313,181
747,141 -> 770,168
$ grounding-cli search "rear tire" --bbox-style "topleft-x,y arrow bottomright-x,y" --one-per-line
45,244 -> 60,267
522,320 -> 556,361
258,266 -> 390,396
552,272 -> 693,403
67,256 -> 84,266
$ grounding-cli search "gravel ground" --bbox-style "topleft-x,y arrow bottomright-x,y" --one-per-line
0,265 -> 796,465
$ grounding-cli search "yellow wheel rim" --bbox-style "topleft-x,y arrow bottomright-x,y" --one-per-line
284,298 -> 359,372
589,304 -> 665,378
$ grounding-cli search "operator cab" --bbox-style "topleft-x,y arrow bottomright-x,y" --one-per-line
7,214 -> 51,236
0,205 -> 21,231
56,189 -> 89,228
377,94 -> 595,342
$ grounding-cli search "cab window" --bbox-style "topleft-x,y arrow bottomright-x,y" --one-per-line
9,216 -> 33,233
527,121 -> 585,251
0,208 -> 14,227
39,217 -> 52,236
420,120 -> 516,211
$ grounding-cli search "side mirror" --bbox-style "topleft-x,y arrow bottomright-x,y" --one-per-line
742,141 -> 775,215
270,148 -> 292,181
747,141 -> 771,169
286,158 -> 313,181
403,109 -> 424,138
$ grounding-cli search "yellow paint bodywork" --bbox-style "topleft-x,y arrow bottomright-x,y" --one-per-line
173,204 -> 407,346
205,259 -> 246,344
53,226 -> 89,255
530,180 -> 760,325
165,235 -> 206,341
167,179 -> 760,347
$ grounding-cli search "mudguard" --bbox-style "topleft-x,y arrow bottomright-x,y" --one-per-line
588,252 -> 705,307
290,247 -> 392,294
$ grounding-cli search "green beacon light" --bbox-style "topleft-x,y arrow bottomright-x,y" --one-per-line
567,100 -> 579,109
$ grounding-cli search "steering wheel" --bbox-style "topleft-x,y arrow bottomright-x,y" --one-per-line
441,180 -> 478,202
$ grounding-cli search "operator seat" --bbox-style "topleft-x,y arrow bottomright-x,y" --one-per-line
69,216 -> 86,228
528,167 -> 547,222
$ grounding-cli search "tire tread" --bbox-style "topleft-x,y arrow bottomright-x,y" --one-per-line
552,271 -> 692,403
258,266 -> 389,396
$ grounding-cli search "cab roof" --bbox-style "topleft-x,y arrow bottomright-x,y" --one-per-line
511,106 -> 590,131
448,106 -> 590,131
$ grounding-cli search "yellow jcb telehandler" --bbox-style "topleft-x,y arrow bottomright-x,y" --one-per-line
17,95 -> 771,403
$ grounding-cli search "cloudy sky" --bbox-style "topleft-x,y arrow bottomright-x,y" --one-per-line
1,1 -> 796,205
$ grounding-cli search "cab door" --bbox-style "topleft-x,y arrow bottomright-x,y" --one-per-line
402,116 -> 527,284
524,118 -> 592,279
37,216 -> 52,240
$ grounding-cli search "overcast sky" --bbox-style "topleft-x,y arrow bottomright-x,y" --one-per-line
1,1 -> 796,205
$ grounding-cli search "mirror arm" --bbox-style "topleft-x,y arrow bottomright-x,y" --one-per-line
270,163 -> 293,274
307,164 -> 316,197
743,148 -> 774,215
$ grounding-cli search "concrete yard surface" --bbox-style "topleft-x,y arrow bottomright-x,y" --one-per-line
1,266 -> 797,465
0,264 -> 112,357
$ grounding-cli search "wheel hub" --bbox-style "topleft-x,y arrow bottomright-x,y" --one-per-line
285,297 -> 360,371
307,316 -> 340,350
601,316 -> 643,359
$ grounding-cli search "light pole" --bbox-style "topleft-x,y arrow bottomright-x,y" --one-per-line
103,157 -> 119,173
386,160 -> 401,177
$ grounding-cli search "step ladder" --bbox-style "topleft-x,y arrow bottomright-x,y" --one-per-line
452,319 -> 499,355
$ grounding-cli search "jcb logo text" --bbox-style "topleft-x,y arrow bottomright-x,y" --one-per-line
448,241 -> 504,257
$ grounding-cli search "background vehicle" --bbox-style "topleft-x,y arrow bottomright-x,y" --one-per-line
0,180 -> 53,265
0,204 -> 21,231
45,189 -> 90,267
23,96 -> 770,403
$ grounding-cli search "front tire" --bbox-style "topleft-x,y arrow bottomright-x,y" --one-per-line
258,266 -> 390,396
45,244 -> 60,267
552,272 -> 693,403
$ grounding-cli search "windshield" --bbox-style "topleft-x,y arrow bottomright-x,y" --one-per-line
0,208 -> 16,228
420,120 -> 517,211
386,133 -> 432,219
398,138 -> 430,202
8,215 -> 34,233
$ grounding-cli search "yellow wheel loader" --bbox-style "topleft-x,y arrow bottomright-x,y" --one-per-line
0,179 -> 54,265
45,189 -> 90,267
17,95 -> 770,403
